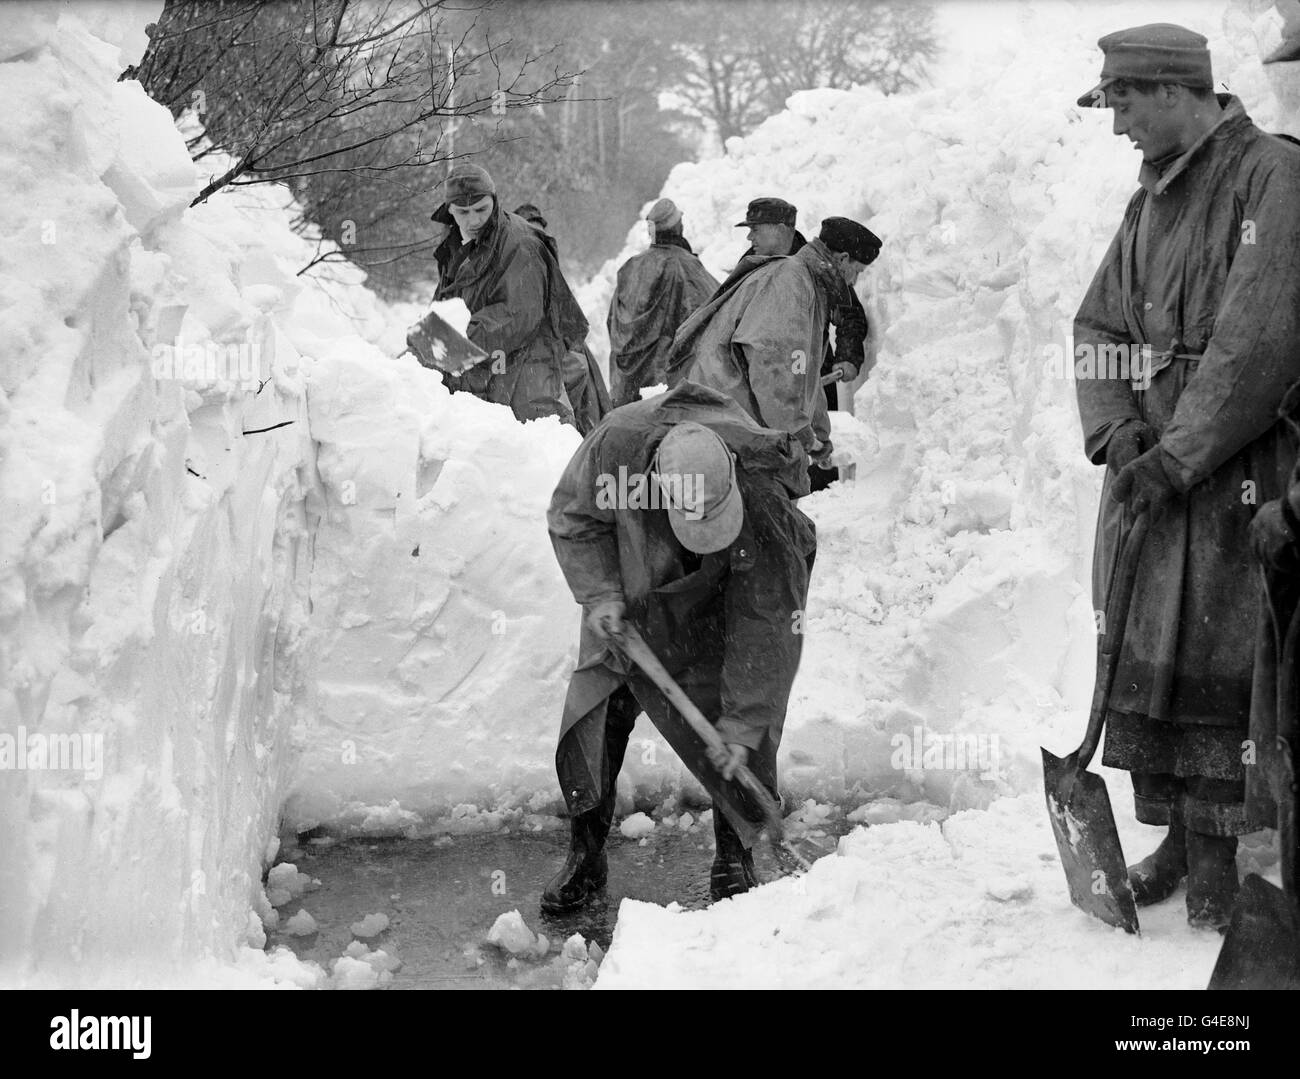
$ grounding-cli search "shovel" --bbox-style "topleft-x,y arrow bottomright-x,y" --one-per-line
609,624 -> 812,876
1042,511 -> 1150,934
1208,565 -> 1300,989
402,305 -> 489,377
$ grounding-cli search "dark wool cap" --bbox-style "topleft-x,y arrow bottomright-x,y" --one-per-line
444,163 -> 496,205
819,217 -> 882,265
513,203 -> 547,227
1077,23 -> 1213,107
735,197 -> 797,228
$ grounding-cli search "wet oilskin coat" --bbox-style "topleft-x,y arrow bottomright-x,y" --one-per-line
715,229 -> 869,378
664,239 -> 843,448
1075,97 -> 1300,817
547,382 -> 816,822
434,203 -> 588,423
606,239 -> 718,409
1247,382 -> 1300,827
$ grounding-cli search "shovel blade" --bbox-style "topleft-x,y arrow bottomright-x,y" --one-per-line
1208,874 -> 1300,989
405,306 -> 488,376
1042,747 -> 1140,934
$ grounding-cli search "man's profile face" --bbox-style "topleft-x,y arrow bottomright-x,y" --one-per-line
747,222 -> 794,256
449,195 -> 495,239
1108,82 -> 1180,161
836,252 -> 866,287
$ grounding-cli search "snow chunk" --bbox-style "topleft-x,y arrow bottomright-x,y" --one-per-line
486,910 -> 550,959
349,912 -> 390,939
283,910 -> 319,936
619,812 -> 656,839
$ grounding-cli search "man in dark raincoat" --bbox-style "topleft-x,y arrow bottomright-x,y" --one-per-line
543,381 -> 816,912
719,198 -> 876,491
665,215 -> 878,472
433,164 -> 586,425
513,201 -> 612,435
1074,23 -> 1300,928
1242,24 -> 1300,902
606,198 -> 719,408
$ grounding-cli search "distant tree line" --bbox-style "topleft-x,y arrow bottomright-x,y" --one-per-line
126,0 -> 935,300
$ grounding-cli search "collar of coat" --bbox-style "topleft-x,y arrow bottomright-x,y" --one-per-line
1138,94 -> 1248,195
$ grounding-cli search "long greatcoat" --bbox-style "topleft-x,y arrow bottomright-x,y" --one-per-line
547,382 -> 816,837
665,239 -> 842,450
1074,97 -> 1300,829
607,237 -> 718,408
435,202 -> 588,424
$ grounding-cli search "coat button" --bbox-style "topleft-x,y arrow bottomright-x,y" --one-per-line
1143,302 -> 1152,311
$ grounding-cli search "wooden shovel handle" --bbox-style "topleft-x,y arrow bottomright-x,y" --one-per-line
1077,511 -> 1151,767
609,624 -> 789,838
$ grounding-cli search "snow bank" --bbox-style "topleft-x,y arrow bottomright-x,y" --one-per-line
0,0 -> 581,985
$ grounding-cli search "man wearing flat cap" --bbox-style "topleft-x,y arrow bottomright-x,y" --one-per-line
433,163 -> 587,426
1074,22 -> 1300,928
605,198 -> 719,409
666,212 -> 880,472
716,198 -> 877,490
543,381 -> 817,911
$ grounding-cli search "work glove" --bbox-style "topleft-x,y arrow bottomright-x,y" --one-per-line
1111,445 -> 1179,513
830,360 -> 858,384
811,438 -> 835,470
585,599 -> 626,641
1250,499 -> 1300,575
1105,419 -> 1156,473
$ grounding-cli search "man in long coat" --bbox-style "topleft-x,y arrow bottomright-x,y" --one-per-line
513,201 -> 612,435
1073,23 -> 1300,928
543,382 -> 816,912
719,198 -> 877,490
665,216 -> 878,470
433,164 -> 586,425
606,198 -> 718,408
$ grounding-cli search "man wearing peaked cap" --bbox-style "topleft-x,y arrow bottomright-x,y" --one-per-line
667,208 -> 879,484
606,198 -> 718,408
1076,23 -> 1214,109
1073,22 -> 1300,929
544,382 -> 817,912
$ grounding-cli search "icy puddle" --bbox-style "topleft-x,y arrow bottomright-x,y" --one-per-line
262,815 -> 857,989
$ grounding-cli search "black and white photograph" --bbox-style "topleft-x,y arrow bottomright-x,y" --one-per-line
1,0 -> 1298,1040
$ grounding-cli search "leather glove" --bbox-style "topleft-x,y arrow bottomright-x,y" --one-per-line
830,360 -> 858,383
585,599 -> 626,641
1111,445 -> 1179,513
1105,419 -> 1156,473
1250,499 -> 1300,574
811,439 -> 835,470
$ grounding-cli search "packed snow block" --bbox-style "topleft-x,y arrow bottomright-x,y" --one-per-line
102,81 -> 198,236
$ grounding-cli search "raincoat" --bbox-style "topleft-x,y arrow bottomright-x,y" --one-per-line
607,237 -> 718,408
665,239 -> 843,452
547,382 -> 816,841
1074,96 -> 1300,833
435,202 -> 588,424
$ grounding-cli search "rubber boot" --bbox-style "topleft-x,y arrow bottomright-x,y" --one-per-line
1127,816 -> 1187,907
710,806 -> 756,901
1185,830 -> 1239,931
540,808 -> 610,915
